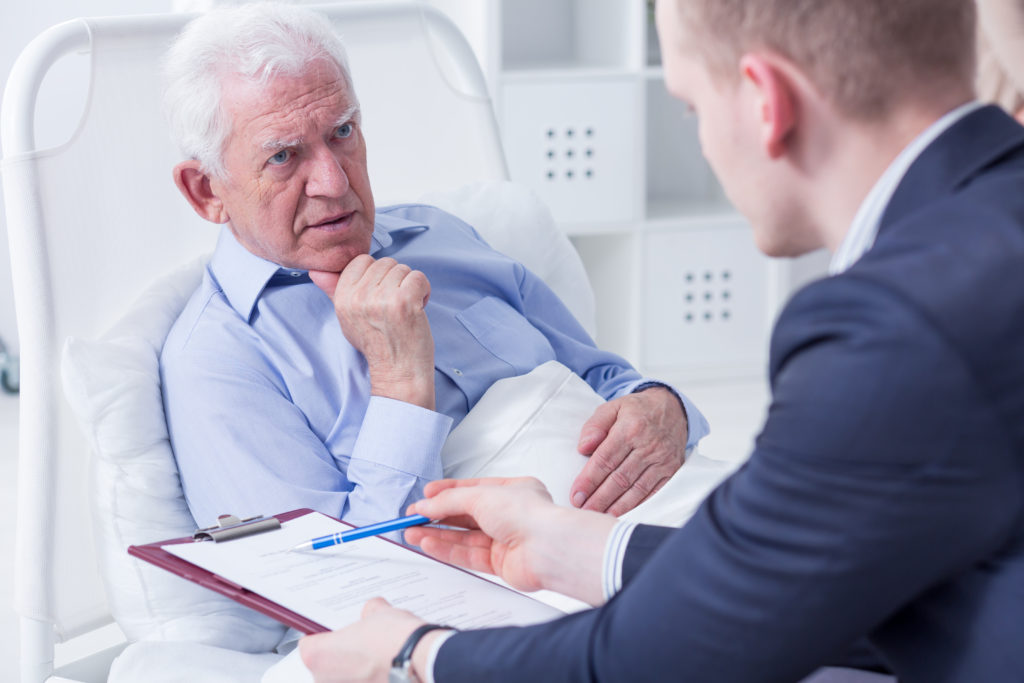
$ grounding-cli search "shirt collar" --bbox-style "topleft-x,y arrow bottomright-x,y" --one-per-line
209,210 -> 430,322
828,100 -> 985,275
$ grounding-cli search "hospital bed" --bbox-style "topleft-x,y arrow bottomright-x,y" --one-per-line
0,2 -> 612,680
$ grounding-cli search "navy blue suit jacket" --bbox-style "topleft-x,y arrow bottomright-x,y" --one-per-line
435,105 -> 1024,682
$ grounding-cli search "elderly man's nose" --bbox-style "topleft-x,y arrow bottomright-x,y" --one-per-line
306,149 -> 349,197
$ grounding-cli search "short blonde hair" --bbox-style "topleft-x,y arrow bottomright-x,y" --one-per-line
670,0 -> 977,120
976,0 -> 1024,115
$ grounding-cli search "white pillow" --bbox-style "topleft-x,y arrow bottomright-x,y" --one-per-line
417,180 -> 597,338
442,361 -> 741,527
61,258 -> 288,653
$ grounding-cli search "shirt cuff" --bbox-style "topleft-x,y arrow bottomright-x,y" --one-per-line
423,629 -> 458,683
628,380 -> 711,450
602,519 -> 639,600
351,396 -> 453,478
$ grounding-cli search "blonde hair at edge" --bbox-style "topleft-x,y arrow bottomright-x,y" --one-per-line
668,0 -> 978,120
976,0 -> 1024,121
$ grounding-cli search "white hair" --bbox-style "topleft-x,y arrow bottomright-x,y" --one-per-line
163,2 -> 358,178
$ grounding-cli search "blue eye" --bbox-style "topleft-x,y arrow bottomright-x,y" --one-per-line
335,123 -> 354,139
268,149 -> 291,165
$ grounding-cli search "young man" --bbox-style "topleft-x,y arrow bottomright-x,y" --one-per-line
300,0 -> 1024,681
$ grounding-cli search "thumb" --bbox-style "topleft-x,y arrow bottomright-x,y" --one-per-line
308,270 -> 341,298
361,597 -> 392,617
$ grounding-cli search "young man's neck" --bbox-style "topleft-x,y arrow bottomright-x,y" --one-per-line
811,94 -> 974,253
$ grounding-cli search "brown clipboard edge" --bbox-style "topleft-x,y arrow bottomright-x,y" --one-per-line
127,508 -> 332,634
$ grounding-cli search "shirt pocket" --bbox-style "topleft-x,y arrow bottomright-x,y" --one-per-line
453,296 -> 555,374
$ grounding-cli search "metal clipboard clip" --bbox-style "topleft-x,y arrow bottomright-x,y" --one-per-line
193,514 -> 282,542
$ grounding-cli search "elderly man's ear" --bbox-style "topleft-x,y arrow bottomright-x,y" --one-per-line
173,160 -> 230,224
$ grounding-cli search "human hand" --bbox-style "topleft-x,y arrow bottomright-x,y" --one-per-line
309,256 -> 435,409
406,477 -> 615,606
571,386 -> 689,515
299,598 -> 430,682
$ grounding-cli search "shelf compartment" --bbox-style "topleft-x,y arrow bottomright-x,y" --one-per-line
644,78 -> 731,219
500,76 -> 643,224
501,0 -> 641,71
571,232 -> 640,361
644,0 -> 661,66
641,220 -> 771,381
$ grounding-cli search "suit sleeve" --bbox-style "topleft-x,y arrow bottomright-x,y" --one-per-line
433,275 -> 1018,682
621,524 -> 674,584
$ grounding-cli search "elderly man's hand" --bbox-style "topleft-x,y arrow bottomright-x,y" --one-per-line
310,256 -> 436,409
571,386 -> 688,515
299,598 -> 430,683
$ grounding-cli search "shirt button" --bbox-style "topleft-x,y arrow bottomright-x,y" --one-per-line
452,368 -> 463,376
290,271 -> 302,277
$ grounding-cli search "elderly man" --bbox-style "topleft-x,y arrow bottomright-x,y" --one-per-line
300,0 -> 1024,681
159,3 -> 708,529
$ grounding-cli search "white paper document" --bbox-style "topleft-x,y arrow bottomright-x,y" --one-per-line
165,512 -> 563,630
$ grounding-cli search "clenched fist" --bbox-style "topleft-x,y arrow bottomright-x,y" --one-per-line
310,255 -> 436,409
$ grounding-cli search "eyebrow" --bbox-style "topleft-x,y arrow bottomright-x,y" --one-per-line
259,103 -> 362,153
334,103 -> 361,128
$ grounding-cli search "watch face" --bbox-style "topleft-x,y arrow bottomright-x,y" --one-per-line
389,664 -> 412,683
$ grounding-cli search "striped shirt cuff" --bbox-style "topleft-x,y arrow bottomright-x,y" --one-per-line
602,520 -> 640,600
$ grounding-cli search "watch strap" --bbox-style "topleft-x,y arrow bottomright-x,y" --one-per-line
391,623 -> 452,672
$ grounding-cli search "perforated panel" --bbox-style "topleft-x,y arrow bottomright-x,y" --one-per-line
501,77 -> 640,223
641,218 -> 772,379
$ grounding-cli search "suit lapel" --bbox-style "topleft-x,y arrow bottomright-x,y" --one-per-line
879,105 -> 1024,233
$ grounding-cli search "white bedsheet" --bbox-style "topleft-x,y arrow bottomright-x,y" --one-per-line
443,361 -> 742,528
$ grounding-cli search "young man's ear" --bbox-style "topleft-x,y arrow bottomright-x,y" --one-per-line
739,54 -> 798,159
173,160 -> 229,224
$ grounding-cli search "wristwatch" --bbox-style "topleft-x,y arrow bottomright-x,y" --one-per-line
389,623 -> 451,683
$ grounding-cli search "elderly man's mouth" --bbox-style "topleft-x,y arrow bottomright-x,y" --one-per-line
308,212 -> 355,231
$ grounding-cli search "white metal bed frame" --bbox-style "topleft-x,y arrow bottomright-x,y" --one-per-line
1,4 -> 507,679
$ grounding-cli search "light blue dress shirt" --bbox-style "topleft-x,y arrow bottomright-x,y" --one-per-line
161,204 -> 709,528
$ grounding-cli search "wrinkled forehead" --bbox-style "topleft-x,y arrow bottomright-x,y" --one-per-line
220,61 -> 357,152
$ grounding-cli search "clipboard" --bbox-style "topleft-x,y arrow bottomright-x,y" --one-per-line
128,508 -> 567,635
128,508 -> 332,633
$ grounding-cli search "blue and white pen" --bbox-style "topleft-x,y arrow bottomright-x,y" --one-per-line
290,514 -> 432,551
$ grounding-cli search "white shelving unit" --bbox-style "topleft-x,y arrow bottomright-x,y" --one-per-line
429,0 -> 827,384
493,0 -> 779,383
